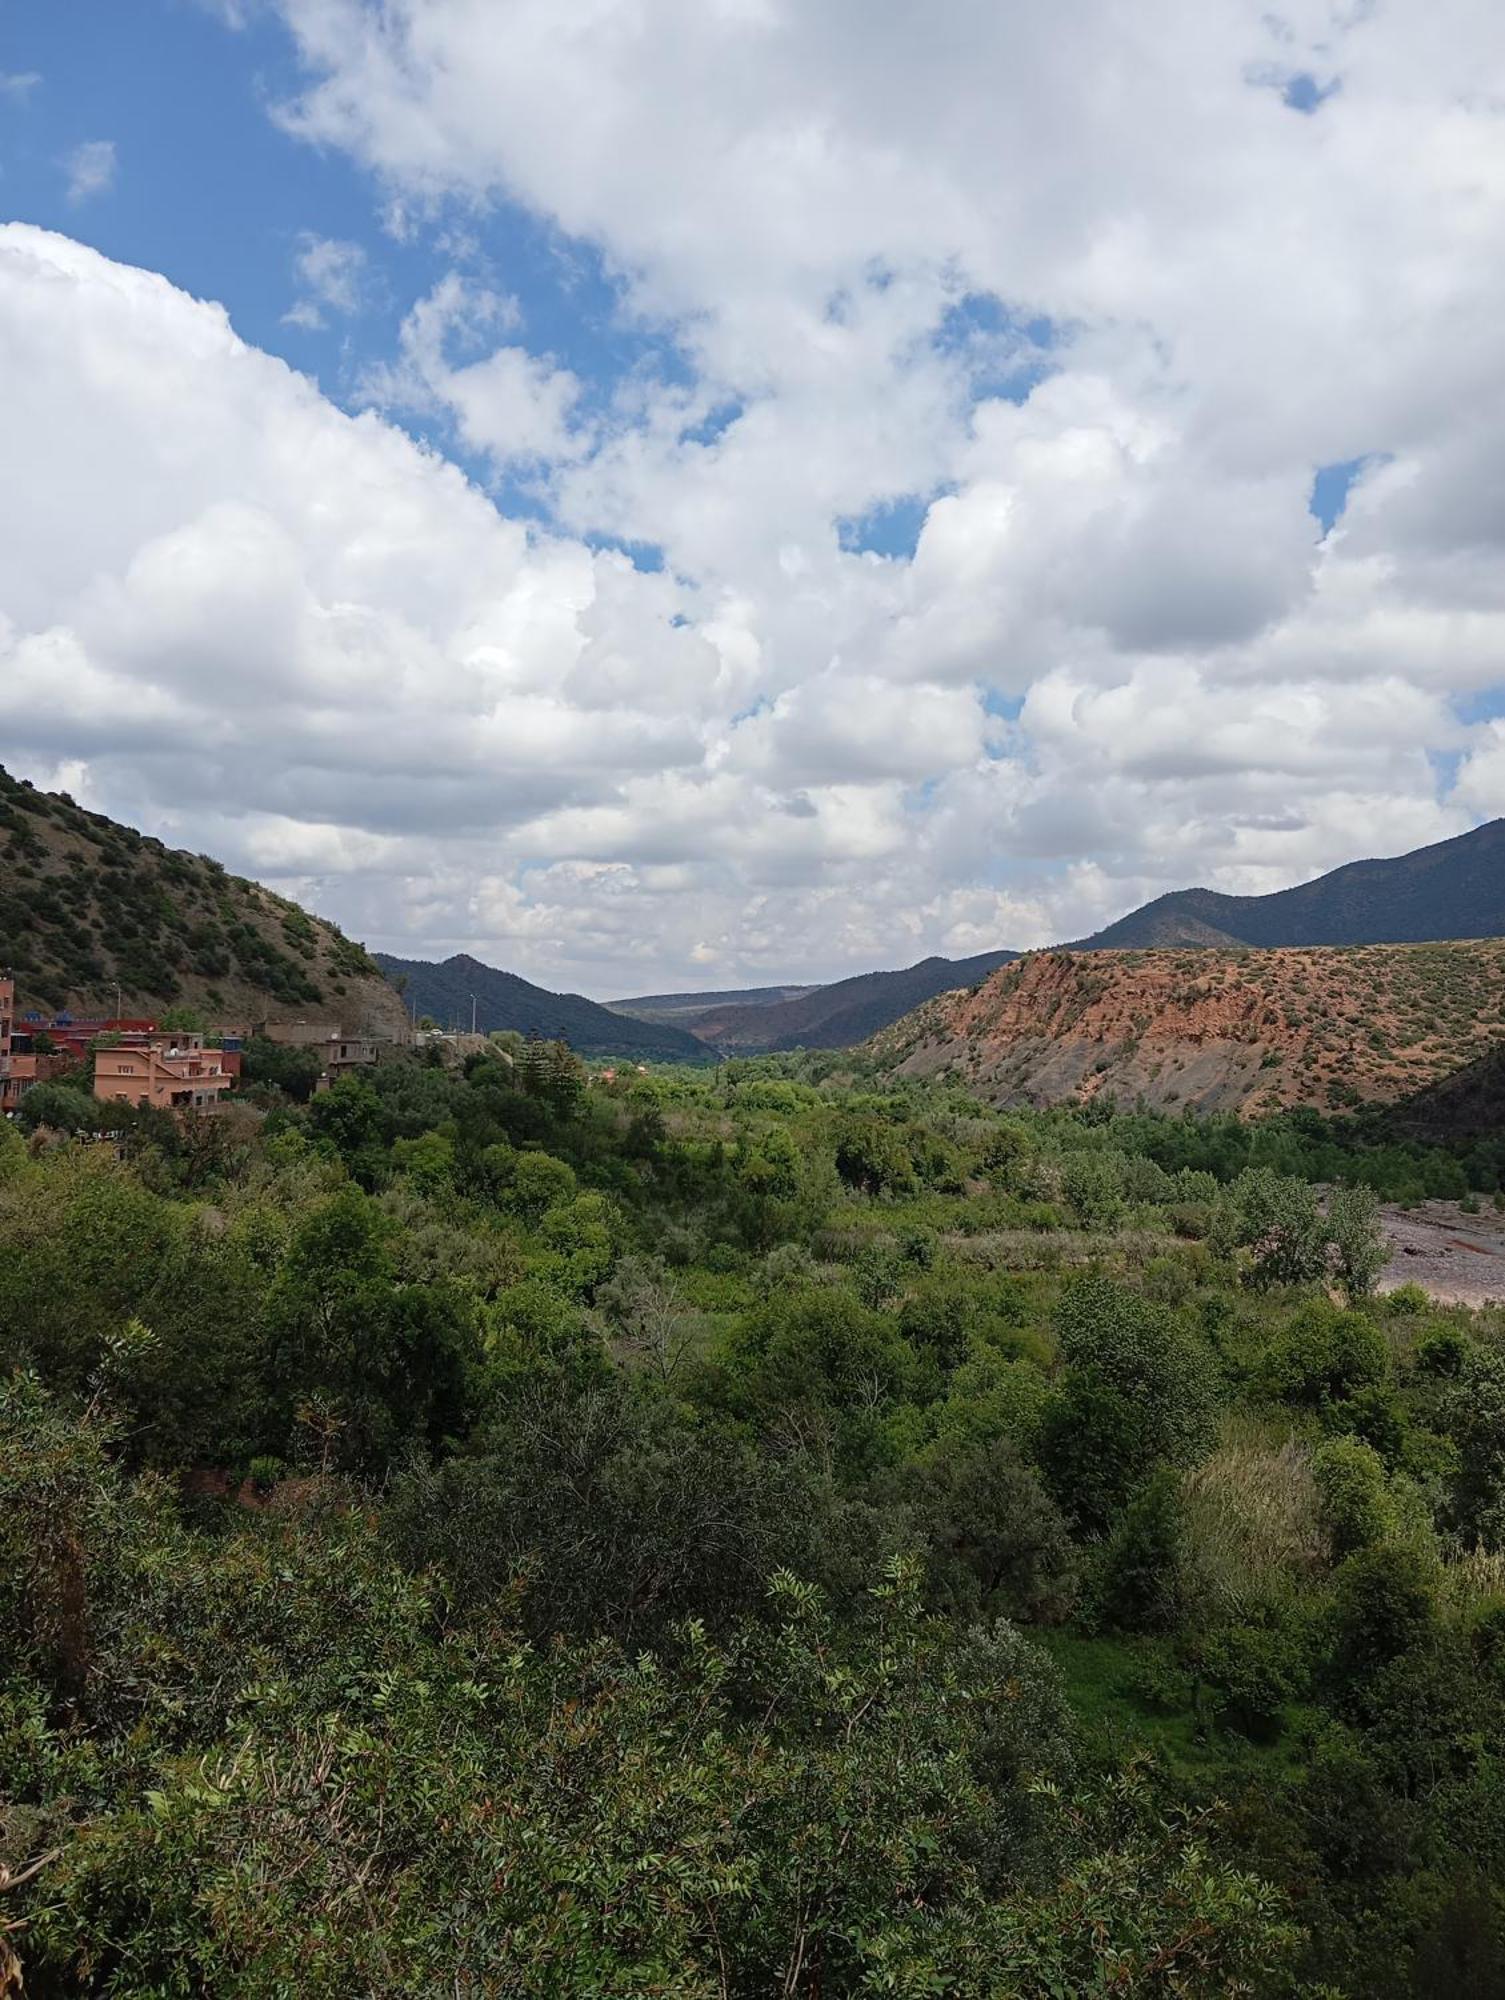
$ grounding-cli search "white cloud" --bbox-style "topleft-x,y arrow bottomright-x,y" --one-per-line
9,0 -> 1505,989
0,71 -> 41,103
362,274 -> 584,468
1455,722 -> 1505,820
283,231 -> 369,329
63,139 -> 116,203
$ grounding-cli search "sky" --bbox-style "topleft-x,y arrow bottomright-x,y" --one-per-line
2,0 -> 1504,996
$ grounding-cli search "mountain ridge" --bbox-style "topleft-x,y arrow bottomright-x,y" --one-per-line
606,983 -> 819,1025
373,951 -> 711,1060
673,949 -> 1021,1053
1072,819 -> 1505,952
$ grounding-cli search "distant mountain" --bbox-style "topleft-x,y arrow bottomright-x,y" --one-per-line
607,983 -> 818,1026
871,939 -> 1505,1117
680,950 -> 1020,1053
0,764 -> 406,1035
1075,820 -> 1505,952
374,952 -> 711,1061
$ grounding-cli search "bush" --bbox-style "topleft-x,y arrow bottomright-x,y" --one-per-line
1312,1436 -> 1395,1558
1197,1609 -> 1310,1741
1330,1542 -> 1437,1683
1262,1300 -> 1387,1407
1040,1277 -> 1219,1531
1089,1468 -> 1193,1634
14,1082 -> 99,1134
1416,1327 -> 1471,1378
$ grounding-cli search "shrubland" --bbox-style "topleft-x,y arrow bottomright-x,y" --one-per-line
4,1040 -> 1505,1995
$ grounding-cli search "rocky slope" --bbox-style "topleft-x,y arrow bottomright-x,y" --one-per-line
375,952 -> 710,1060
871,940 -> 1505,1116
0,766 -> 406,1035
1074,819 -> 1505,951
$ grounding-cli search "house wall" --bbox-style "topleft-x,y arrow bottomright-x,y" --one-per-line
93,1046 -> 231,1112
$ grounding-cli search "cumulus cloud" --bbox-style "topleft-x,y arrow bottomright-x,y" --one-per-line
7,0 -> 1505,989
63,138 -> 116,202
363,275 -> 586,469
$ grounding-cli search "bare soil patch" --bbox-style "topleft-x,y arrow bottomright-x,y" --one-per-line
1376,1199 -> 1505,1306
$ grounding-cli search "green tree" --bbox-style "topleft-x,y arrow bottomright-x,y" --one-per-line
158,1003 -> 208,1034
1215,1168 -> 1328,1288
14,1081 -> 98,1134
1330,1541 -> 1438,1685
909,1438 -> 1077,1623
1313,1435 -> 1396,1557
240,1033 -> 324,1102
505,1149 -> 578,1222
1442,1349 -> 1505,1547
833,1116 -> 918,1197
266,1186 -> 481,1467
1327,1182 -> 1387,1299
1090,1467 -> 1191,1634
1262,1299 -> 1387,1407
1039,1277 -> 1218,1531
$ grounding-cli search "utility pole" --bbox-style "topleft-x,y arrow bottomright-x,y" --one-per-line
470,992 -> 477,1035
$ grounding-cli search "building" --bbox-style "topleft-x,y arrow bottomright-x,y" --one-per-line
262,1020 -> 378,1090
93,1041 -> 233,1115
0,982 -> 244,1119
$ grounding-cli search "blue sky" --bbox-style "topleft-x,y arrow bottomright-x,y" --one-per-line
0,0 -> 685,510
0,0 -> 1501,991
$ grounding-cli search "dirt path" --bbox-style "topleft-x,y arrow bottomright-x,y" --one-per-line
1376,1199 -> 1505,1306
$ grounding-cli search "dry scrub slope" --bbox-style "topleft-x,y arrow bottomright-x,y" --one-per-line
870,940 -> 1505,1117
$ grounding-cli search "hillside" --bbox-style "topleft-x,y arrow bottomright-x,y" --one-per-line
1386,1044 -> 1505,1147
0,766 -> 406,1035
871,939 -> 1505,1116
1075,819 -> 1505,951
607,982 -> 818,1025
374,952 -> 711,1060
674,949 -> 1020,1053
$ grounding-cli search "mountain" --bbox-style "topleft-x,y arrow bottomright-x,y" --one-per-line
1074,820 -> 1505,951
678,950 -> 1020,1053
1386,1044 -> 1505,1147
870,939 -> 1505,1117
374,952 -> 711,1061
0,765 -> 406,1034
606,983 -> 819,1025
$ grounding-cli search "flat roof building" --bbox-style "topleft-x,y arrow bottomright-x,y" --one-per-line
93,1043 -> 232,1115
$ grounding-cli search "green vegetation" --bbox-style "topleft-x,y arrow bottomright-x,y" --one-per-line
6,1048 -> 1505,1994
0,764 -> 381,1013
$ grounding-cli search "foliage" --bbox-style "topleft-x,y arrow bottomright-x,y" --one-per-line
13,1080 -> 99,1134
1039,1276 -> 1219,1530
3,1042 -> 1503,1994
241,1032 -> 323,1102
